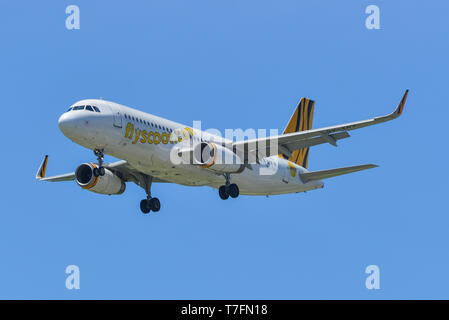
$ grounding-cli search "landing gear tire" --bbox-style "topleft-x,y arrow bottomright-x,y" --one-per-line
140,198 -> 161,214
219,186 -> 229,200
93,149 -> 106,177
140,175 -> 161,214
149,197 -> 161,212
93,167 -> 105,177
228,184 -> 239,198
140,199 -> 151,214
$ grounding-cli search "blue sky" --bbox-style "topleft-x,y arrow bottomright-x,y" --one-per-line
0,1 -> 448,299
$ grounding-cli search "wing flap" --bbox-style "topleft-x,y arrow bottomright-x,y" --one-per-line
281,131 -> 350,156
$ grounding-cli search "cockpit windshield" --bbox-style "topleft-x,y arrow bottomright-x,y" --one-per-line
66,105 -> 101,113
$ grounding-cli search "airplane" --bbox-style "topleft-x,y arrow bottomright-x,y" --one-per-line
36,90 -> 408,213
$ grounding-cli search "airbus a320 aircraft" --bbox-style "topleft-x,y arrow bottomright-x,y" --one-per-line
36,90 -> 408,213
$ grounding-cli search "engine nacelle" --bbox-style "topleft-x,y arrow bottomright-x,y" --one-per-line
75,163 -> 126,195
193,142 -> 244,174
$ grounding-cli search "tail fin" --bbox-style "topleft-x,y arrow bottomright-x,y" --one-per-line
281,97 -> 315,168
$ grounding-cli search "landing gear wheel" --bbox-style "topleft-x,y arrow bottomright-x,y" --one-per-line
149,197 -> 161,212
228,184 -> 239,198
93,167 -> 100,177
140,199 -> 151,214
140,175 -> 161,213
99,167 -> 105,176
219,186 -> 229,200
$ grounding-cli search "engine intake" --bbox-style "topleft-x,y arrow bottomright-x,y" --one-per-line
75,163 -> 126,195
193,142 -> 244,174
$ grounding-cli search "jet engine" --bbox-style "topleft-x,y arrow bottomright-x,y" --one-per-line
192,142 -> 244,173
75,163 -> 126,195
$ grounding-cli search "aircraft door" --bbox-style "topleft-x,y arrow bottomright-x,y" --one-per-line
113,111 -> 122,128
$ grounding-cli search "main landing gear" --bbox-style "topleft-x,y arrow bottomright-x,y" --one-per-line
218,173 -> 239,200
93,149 -> 106,177
140,175 -> 161,214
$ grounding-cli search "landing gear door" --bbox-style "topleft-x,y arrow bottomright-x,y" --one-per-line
113,111 -> 122,128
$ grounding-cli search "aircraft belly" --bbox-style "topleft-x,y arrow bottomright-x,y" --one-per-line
231,172 -> 302,195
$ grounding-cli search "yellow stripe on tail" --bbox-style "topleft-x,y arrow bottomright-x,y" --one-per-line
280,98 -> 315,168
36,155 -> 49,179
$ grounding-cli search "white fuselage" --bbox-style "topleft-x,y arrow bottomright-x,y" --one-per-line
58,99 -> 324,195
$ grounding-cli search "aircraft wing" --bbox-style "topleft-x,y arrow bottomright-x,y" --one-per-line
36,156 -> 168,185
232,90 -> 408,161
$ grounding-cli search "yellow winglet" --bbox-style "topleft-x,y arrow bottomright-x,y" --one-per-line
394,89 -> 409,116
36,155 -> 49,180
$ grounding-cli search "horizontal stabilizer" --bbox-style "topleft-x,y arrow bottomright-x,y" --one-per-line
300,164 -> 378,182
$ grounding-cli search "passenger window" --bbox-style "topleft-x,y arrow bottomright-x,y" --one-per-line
85,105 -> 94,112
93,106 -> 100,112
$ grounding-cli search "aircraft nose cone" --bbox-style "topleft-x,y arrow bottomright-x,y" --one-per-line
58,112 -> 77,136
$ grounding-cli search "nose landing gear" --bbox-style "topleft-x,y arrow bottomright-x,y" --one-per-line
93,149 -> 106,177
218,173 -> 239,200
